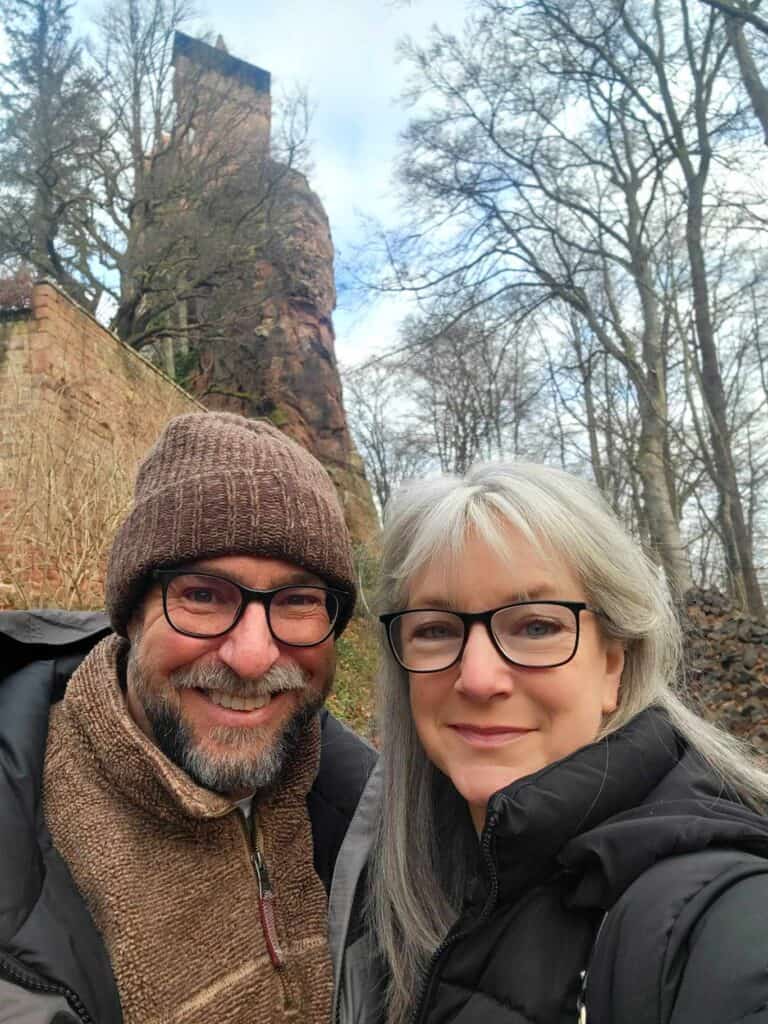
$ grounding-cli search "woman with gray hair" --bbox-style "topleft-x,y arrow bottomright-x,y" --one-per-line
330,461 -> 768,1024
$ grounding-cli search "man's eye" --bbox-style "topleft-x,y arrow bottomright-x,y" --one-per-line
182,588 -> 217,604
276,590 -> 323,607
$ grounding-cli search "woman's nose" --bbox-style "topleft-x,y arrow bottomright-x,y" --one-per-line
454,623 -> 516,699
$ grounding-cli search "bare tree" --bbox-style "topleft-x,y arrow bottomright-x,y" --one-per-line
542,311 -> 646,529
397,309 -> 545,474
701,0 -> 768,137
342,360 -> 431,512
375,2 -> 696,593
0,0 -> 102,307
613,0 -> 766,616
344,305 -> 547,504
372,0 -> 768,610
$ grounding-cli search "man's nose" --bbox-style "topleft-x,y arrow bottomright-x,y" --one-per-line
215,601 -> 281,679
454,622 -> 515,700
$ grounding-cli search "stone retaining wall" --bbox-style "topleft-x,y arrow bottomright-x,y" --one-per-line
0,281 -> 202,607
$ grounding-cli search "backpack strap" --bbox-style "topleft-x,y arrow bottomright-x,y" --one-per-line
582,849 -> 768,1024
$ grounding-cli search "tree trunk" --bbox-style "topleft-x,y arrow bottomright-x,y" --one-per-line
636,391 -> 694,597
724,15 -> 768,144
686,183 -> 766,617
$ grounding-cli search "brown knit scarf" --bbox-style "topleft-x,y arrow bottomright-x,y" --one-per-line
43,636 -> 333,1024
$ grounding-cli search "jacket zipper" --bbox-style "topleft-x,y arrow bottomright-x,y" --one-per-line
410,810 -> 501,1024
575,910 -> 608,1024
252,827 -> 286,969
0,951 -> 92,1023
411,808 -> 606,1024
241,807 -> 299,1014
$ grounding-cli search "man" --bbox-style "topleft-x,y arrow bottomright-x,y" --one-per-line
0,412 -> 376,1024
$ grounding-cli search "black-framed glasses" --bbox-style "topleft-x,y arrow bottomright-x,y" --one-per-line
379,601 -> 602,673
153,570 -> 350,646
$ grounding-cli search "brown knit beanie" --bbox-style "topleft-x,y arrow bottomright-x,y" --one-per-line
106,412 -> 356,637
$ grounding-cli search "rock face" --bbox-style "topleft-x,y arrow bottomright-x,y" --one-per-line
684,588 -> 768,754
171,33 -> 378,546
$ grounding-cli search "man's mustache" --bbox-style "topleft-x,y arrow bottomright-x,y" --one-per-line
169,660 -> 308,699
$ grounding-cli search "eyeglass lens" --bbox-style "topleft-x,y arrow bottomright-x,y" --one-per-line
164,574 -> 339,643
390,602 -> 580,671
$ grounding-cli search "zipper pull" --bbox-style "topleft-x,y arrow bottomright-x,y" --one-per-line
576,969 -> 588,1024
253,849 -> 286,969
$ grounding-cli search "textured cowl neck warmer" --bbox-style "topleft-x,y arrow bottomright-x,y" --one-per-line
43,635 -> 333,1024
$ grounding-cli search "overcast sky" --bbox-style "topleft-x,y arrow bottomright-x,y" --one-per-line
66,0 -> 468,364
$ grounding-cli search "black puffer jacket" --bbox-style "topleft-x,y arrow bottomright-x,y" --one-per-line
332,708 -> 768,1024
0,611 -> 376,1024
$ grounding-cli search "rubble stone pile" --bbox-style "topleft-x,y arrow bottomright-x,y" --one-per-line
683,588 -> 768,755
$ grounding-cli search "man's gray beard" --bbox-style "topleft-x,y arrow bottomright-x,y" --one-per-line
127,653 -> 321,798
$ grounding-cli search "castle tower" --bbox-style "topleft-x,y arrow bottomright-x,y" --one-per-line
172,32 -> 271,157
170,32 -> 377,545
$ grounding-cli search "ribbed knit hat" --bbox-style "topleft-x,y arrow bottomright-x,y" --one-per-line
106,412 -> 356,637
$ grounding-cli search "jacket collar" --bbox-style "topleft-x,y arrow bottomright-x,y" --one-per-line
483,707 -> 768,908
482,709 -> 680,903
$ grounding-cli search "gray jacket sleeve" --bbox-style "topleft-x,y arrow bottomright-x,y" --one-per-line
329,761 -> 386,1024
0,978 -> 81,1023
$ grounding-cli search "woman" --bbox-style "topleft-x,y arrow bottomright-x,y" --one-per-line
330,461 -> 768,1024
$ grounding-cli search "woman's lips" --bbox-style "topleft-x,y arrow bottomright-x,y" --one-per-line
450,724 -> 535,748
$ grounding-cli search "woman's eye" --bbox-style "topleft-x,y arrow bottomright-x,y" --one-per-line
522,618 -> 560,637
412,622 -> 459,641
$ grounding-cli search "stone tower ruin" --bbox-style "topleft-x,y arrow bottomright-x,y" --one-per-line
170,32 -> 377,544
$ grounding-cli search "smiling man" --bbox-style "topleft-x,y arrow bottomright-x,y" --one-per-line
1,412 -> 375,1024
124,552 -> 342,801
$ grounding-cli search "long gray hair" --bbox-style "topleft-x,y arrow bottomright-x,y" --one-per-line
369,460 -> 768,1024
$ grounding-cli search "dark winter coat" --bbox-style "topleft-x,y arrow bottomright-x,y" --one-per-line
0,610 -> 376,1024
331,707 -> 768,1024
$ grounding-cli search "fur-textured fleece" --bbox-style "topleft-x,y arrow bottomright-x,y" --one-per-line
43,635 -> 333,1024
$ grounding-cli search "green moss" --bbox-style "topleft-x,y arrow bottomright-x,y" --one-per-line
172,347 -> 199,388
352,544 -> 381,607
267,405 -> 291,428
329,617 -> 379,740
